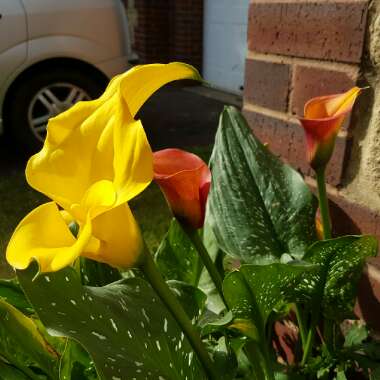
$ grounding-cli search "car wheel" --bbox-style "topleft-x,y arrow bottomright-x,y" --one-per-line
6,66 -> 107,152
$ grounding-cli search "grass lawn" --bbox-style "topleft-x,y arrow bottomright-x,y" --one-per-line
0,145 -> 211,278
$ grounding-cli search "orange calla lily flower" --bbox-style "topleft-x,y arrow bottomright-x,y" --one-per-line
298,87 -> 361,170
153,149 -> 211,229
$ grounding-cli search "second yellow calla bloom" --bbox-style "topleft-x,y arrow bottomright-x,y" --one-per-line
6,63 -> 201,273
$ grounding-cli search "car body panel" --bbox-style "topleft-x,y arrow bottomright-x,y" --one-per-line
0,0 -> 27,90
22,0 -> 130,60
0,0 -> 130,133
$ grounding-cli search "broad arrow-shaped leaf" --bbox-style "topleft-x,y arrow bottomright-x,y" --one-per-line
17,262 -> 207,380
301,235 -> 378,320
223,263 -> 317,342
208,106 -> 317,263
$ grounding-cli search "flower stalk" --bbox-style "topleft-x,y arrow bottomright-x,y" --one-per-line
297,87 -> 363,365
301,169 -> 332,365
316,168 -> 338,350
294,304 -> 307,351
245,341 -> 275,380
316,168 -> 332,240
180,223 -> 226,306
140,246 -> 218,380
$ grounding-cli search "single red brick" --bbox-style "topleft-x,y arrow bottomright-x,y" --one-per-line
244,58 -> 291,112
243,109 -> 348,186
248,1 -> 368,63
290,65 -> 358,116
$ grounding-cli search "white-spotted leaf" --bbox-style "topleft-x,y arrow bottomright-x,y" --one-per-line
208,107 -> 317,263
302,235 -> 378,320
223,263 -> 317,340
17,262 -> 207,380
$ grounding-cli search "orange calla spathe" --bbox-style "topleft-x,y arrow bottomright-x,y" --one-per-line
298,87 -> 361,170
153,149 -> 211,229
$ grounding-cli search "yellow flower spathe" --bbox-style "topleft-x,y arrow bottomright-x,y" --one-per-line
6,63 -> 201,272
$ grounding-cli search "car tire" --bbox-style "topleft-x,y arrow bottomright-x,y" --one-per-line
6,66 -> 107,152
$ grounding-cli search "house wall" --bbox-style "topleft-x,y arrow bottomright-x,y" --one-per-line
243,0 -> 380,328
243,0 -> 380,238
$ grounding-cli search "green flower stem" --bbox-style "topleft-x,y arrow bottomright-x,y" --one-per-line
245,341 -> 275,380
180,223 -> 226,306
262,344 -> 275,380
324,318 -> 334,349
301,168 -> 332,366
294,304 -> 307,351
140,246 -> 218,380
301,311 -> 318,366
244,343 -> 266,380
316,168 -> 332,240
316,168 -> 336,349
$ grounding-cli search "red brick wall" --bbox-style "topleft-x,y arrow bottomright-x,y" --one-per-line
243,0 -> 371,223
134,0 -> 203,71
134,0 -> 171,63
243,0 -> 380,328
169,0 -> 203,69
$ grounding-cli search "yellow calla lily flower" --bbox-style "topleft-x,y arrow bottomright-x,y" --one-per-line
6,63 -> 201,273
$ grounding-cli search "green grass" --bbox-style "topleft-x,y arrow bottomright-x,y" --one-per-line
0,146 -> 212,278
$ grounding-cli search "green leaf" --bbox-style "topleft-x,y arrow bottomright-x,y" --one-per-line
155,219 -> 203,286
155,218 -> 225,314
59,339 -> 98,380
302,236 -> 378,320
198,218 -> 226,314
360,340 -> 380,361
229,338 -> 255,379
207,337 -> 238,380
156,216 -> 225,315
0,279 -> 33,314
370,367 -> 380,380
344,322 -> 368,348
79,258 -> 122,287
17,262 -> 207,380
274,373 -> 306,380
167,280 -> 206,320
0,298 -> 59,379
208,106 -> 317,264
199,311 -> 233,336
0,361 -> 32,380
336,370 -> 347,380
223,263 -> 316,341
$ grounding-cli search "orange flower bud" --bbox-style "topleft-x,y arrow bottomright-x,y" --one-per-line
298,87 -> 361,170
153,149 -> 211,229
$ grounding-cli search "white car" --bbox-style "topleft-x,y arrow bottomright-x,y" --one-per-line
0,0 -> 130,150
